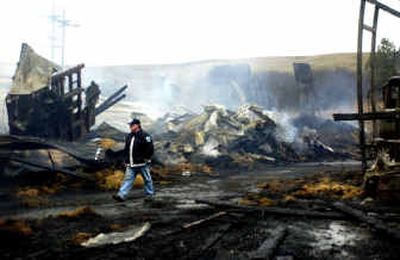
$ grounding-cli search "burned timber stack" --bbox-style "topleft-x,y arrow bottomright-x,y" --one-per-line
5,43 -> 127,141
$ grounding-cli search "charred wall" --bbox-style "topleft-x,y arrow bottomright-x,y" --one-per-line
6,88 -> 71,139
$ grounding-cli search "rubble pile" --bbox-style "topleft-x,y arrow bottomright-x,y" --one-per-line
0,103 -> 358,179
290,113 -> 358,160
151,104 -> 356,168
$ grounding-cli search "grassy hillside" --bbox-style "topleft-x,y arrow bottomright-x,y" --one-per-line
85,52 -> 368,74
249,53 -> 370,73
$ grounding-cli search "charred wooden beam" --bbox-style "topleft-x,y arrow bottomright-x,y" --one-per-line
370,5 -> 380,138
195,199 -> 346,220
357,0 -> 367,171
1,156 -> 90,180
63,87 -> 83,99
366,0 -> 400,18
248,226 -> 287,260
51,64 -> 85,80
95,94 -> 126,116
101,85 -> 128,106
200,224 -> 232,252
182,211 -> 227,229
0,135 -> 103,167
95,85 -> 128,116
333,111 -> 400,121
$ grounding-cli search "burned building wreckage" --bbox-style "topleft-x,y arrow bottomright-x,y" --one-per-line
1,43 -> 128,178
6,43 -> 126,141
0,43 -> 362,181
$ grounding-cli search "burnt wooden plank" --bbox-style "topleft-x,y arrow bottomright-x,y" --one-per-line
196,199 -> 346,220
200,223 -> 232,251
182,211 -> 226,229
367,0 -> 400,18
333,111 -> 400,121
248,226 -> 287,260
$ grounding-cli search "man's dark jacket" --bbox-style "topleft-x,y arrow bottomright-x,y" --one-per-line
124,129 -> 154,165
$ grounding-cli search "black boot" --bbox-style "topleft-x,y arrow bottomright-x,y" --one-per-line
112,194 -> 125,202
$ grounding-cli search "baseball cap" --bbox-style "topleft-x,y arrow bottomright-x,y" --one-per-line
128,118 -> 141,126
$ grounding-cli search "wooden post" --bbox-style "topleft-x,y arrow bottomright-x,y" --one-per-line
357,0 -> 367,172
60,77 -> 65,96
77,70 -> 82,115
68,74 -> 73,92
77,70 -> 81,88
370,6 -> 380,138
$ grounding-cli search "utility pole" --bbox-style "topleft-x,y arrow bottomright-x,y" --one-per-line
48,2 -> 79,67
48,0 -> 59,62
58,9 -> 80,68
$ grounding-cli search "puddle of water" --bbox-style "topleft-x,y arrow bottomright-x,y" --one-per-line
309,221 -> 370,257
175,199 -> 209,209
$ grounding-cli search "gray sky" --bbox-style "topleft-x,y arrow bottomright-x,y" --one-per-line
0,0 -> 399,66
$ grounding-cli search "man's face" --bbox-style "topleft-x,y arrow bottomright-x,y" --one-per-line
130,123 -> 140,133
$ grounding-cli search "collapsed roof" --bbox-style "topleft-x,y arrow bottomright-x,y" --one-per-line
9,43 -> 61,95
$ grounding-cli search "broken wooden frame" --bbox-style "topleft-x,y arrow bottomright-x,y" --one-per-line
333,0 -> 400,172
6,44 -> 129,142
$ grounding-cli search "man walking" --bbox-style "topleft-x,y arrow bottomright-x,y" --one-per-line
113,118 -> 154,202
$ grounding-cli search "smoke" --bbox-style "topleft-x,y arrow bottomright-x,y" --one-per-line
85,58 -> 360,121
265,110 -> 298,143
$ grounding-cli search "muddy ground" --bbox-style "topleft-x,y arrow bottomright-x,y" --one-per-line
0,161 -> 399,259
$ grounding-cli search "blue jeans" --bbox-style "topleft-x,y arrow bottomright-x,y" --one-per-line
118,165 -> 154,199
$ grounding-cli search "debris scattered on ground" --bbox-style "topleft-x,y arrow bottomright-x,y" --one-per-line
72,232 -> 93,245
81,222 -> 151,248
0,218 -> 33,236
151,163 -> 214,177
1,165 -> 399,259
57,206 -> 98,219
15,187 -> 50,207
292,178 -> 363,200
241,171 -> 364,206
239,194 -> 276,207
